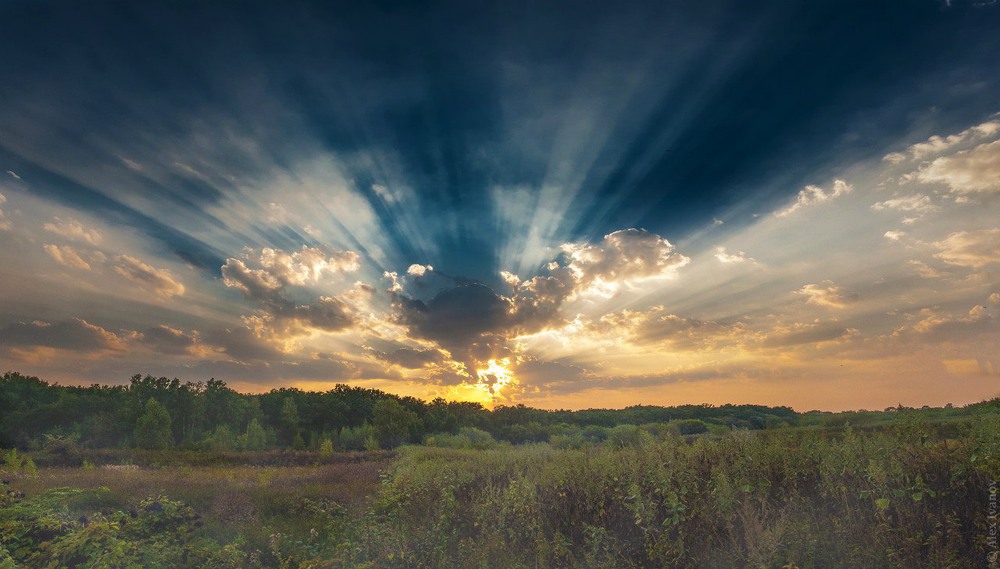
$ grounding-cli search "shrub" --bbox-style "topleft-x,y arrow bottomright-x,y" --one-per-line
318,438 -> 334,458
674,418 -> 709,435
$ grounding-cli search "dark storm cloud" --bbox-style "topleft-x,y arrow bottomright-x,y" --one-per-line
391,228 -> 690,378
394,284 -> 512,352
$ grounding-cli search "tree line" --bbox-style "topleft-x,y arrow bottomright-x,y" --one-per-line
1,370 -> 968,454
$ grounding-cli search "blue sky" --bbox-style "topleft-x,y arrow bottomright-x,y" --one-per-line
1,0 -> 998,409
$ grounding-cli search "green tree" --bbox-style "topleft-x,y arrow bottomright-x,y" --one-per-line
279,397 -> 300,445
243,418 -> 267,451
372,398 -> 421,448
208,425 -> 235,451
134,398 -> 172,450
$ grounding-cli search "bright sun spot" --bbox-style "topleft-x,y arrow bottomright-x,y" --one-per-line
438,357 -> 519,408
475,357 -> 516,401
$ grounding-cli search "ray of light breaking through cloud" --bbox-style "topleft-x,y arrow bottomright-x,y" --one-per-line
1,0 -> 999,410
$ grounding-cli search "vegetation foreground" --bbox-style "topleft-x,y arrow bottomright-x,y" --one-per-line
1,371 -> 999,567
0,416 -> 996,568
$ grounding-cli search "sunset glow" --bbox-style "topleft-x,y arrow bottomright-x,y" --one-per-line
1,1 -> 998,410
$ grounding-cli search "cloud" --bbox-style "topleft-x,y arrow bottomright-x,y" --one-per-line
372,347 -> 447,369
933,229 -> 1000,268
118,156 -> 143,172
390,228 -> 689,386
795,281 -> 858,309
990,292 -> 1000,305
392,282 -> 537,388
221,246 -> 360,302
915,139 -> 1000,193
893,304 -> 993,341
199,326 -> 287,363
871,194 -> 937,214
5,170 -> 20,180
714,246 -> 755,264
407,263 -> 433,276
594,306 -> 756,350
774,180 -> 852,217
494,228 -> 689,335
0,318 -> 125,352
383,271 -> 404,293
43,244 -> 92,270
113,255 -> 186,298
908,260 -> 945,279
221,246 -> 369,338
394,283 -> 512,352
887,119 -> 1000,162
371,183 -> 398,204
138,325 -> 204,356
242,284 -> 373,341
514,358 -> 592,391
560,228 -> 689,292
500,271 -> 521,287
0,193 -> 10,231
43,216 -> 102,245
762,323 -> 858,348
883,231 -> 906,241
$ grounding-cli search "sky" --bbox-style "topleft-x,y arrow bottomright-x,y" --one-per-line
1,0 -> 999,411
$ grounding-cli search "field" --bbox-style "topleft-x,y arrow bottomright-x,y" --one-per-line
2,412 -> 998,568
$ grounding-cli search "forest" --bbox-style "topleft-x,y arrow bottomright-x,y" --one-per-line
1,370 -> 998,568
1,371 -> 807,455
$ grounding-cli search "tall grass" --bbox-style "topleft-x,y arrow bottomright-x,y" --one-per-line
2,415 -> 995,567
363,417 -> 994,568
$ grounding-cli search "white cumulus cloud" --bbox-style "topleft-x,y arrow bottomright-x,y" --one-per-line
915,139 -> 1000,194
714,247 -> 755,264
407,263 -> 433,276
885,119 -> 1000,162
775,180 -> 852,217
561,228 -> 690,288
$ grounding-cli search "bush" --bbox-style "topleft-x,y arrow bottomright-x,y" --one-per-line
0,487 -> 224,567
674,418 -> 709,435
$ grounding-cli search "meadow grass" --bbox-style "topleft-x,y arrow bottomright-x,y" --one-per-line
3,457 -> 389,566
2,415 -> 996,568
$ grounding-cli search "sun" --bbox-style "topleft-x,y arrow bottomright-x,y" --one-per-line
474,357 -> 516,402
436,357 -> 520,407
476,358 -> 514,394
